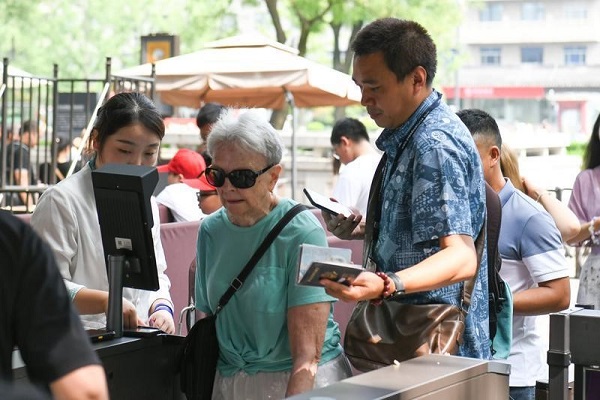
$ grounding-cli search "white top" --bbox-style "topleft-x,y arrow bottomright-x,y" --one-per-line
31,164 -> 172,329
156,182 -> 205,222
498,179 -> 569,387
332,152 -> 381,216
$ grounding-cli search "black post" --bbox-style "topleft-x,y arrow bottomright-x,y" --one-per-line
547,310 -> 573,400
106,254 -> 125,338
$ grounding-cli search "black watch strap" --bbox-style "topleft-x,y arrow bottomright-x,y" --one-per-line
385,272 -> 405,296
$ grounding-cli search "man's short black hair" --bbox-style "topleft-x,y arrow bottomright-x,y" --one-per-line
330,118 -> 369,145
196,103 -> 225,128
351,18 -> 437,86
456,108 -> 502,149
20,120 -> 38,135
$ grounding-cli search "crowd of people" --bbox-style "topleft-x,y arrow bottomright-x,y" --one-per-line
2,16 -> 600,400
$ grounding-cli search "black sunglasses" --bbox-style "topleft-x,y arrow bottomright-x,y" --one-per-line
196,190 -> 218,200
204,165 -> 274,189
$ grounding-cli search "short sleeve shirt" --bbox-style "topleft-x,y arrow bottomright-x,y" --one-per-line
373,90 -> 490,360
0,211 -> 100,383
195,199 -> 342,376
568,166 -> 600,254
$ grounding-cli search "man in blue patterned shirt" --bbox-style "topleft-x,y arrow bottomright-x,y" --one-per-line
321,18 -> 491,360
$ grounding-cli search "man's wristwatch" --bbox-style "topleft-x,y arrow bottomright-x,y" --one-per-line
385,272 -> 405,296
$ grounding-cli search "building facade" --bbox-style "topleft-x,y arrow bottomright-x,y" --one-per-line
443,0 -> 600,135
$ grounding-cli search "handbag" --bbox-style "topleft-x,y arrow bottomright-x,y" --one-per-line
179,204 -> 307,400
344,136 -> 486,371
344,301 -> 466,371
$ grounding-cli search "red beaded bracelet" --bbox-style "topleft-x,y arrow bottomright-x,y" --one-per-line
370,272 -> 391,305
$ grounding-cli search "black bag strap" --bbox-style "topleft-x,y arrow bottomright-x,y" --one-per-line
461,218 -> 485,311
214,203 -> 307,314
485,182 -> 502,274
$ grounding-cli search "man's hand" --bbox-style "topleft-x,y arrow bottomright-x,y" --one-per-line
320,271 -> 384,302
321,207 -> 363,240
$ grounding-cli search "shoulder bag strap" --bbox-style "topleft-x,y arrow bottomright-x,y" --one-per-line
363,154 -> 387,271
462,217 -> 486,311
214,203 -> 308,314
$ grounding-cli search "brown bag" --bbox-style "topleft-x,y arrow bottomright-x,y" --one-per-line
344,301 -> 465,371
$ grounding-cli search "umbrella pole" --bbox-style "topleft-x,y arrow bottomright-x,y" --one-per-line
285,90 -> 297,200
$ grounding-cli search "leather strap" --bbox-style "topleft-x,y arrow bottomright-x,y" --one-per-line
214,203 -> 308,314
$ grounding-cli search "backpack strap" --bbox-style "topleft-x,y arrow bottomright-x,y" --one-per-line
485,182 -> 502,271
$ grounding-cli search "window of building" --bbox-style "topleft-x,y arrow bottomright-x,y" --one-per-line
563,2 -> 587,19
521,47 -> 543,64
481,47 -> 501,66
521,2 -> 545,20
564,46 -> 586,65
479,2 -> 503,21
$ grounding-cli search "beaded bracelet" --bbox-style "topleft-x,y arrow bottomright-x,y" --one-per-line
370,272 -> 391,306
153,303 -> 174,317
589,217 -> 600,246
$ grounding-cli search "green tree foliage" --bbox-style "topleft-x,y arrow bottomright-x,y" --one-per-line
0,0 -> 232,78
258,0 -> 462,125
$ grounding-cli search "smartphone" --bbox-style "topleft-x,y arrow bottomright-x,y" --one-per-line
123,326 -> 162,338
303,188 -> 353,217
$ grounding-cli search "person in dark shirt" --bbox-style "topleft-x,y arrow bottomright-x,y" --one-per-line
0,210 -> 108,399
38,135 -> 81,184
195,102 -> 225,166
5,120 -> 40,207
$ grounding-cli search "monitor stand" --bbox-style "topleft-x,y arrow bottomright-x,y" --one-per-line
106,254 -> 127,338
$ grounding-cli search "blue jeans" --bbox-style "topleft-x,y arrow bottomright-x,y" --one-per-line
509,386 -> 535,400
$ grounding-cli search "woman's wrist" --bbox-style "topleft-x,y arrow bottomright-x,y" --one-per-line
589,217 -> 600,245
152,301 -> 174,317
535,191 -> 548,203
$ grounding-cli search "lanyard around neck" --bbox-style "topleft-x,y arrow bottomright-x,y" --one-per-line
365,96 -> 441,265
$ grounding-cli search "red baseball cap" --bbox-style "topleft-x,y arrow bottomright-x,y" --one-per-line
156,148 -> 206,179
183,173 -> 217,191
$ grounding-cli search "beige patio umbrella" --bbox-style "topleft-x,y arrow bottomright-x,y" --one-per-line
115,33 -> 361,109
115,34 -> 361,198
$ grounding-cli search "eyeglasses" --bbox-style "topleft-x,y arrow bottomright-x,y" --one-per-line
204,165 -> 274,189
196,190 -> 218,201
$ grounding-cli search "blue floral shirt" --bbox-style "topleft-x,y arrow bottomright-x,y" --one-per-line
373,90 -> 490,359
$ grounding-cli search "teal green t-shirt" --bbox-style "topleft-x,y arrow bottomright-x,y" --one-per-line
195,199 -> 342,376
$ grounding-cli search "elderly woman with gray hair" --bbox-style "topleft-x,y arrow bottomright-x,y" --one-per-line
195,109 -> 351,399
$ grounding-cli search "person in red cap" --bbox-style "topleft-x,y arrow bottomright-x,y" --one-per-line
156,148 -> 209,222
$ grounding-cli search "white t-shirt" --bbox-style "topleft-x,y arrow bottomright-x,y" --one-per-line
332,152 -> 381,216
31,164 -> 173,329
156,182 -> 205,222
498,179 -> 569,387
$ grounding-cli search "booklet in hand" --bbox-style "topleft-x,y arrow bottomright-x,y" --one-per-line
300,260 -> 363,287
296,243 -> 362,287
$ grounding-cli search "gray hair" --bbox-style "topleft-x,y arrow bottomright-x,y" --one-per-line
207,108 -> 283,165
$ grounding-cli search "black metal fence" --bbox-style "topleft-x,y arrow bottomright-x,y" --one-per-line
0,57 -> 154,212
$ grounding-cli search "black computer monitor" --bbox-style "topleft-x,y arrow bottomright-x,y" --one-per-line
92,164 -> 159,337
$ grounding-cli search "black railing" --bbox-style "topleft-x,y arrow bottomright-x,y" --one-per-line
1,57 -> 155,213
